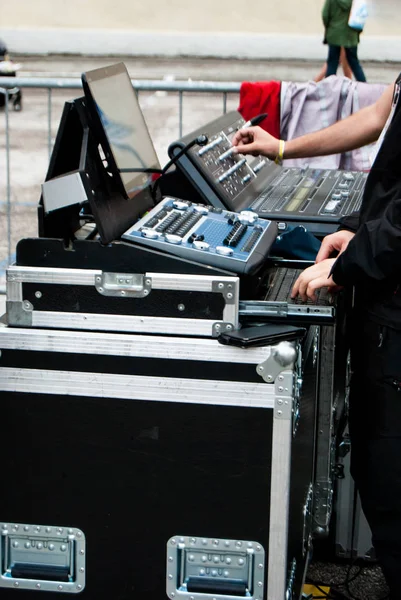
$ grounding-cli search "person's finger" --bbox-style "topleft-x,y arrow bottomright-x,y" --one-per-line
337,241 -> 349,256
232,129 -> 253,146
291,273 -> 302,298
291,268 -> 314,299
316,239 -> 335,262
305,276 -> 331,300
233,142 -> 259,155
295,273 -> 311,301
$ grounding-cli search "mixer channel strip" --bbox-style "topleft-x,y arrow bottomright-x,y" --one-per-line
152,209 -> 202,236
241,228 -> 263,253
223,222 -> 248,247
143,207 -> 173,229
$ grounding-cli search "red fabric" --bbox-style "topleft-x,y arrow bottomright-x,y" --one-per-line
238,81 -> 281,138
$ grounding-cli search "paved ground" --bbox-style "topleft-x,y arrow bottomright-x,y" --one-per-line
15,54 -> 401,83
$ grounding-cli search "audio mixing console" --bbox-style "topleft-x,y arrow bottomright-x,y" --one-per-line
122,197 -> 278,274
168,111 -> 367,236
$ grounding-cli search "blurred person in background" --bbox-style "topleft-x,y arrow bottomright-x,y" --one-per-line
322,0 -> 366,82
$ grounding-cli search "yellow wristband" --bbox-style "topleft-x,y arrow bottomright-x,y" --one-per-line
274,139 -> 285,165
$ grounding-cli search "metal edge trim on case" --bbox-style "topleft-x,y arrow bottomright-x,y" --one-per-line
0,368 -> 276,409
0,328 -> 273,364
267,413 -> 292,600
7,266 -> 100,285
29,312 -> 228,337
7,266 -> 239,294
313,325 -> 336,535
5,280 -> 22,302
6,267 -> 240,335
148,273 -> 240,293
0,522 -> 85,594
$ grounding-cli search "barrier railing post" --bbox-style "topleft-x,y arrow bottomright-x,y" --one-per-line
179,90 -> 183,137
5,89 -> 12,274
47,87 -> 53,157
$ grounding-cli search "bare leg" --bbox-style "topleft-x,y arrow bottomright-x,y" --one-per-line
314,62 -> 327,82
340,47 -> 353,79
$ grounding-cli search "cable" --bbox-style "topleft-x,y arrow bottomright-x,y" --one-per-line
314,583 -> 337,599
150,133 -> 209,201
307,562 -> 389,600
345,561 -> 363,584
344,562 -> 389,600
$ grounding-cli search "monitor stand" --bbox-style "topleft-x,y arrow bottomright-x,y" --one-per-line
38,97 -> 154,245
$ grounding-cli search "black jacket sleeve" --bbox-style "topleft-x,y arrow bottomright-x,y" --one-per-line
331,195 -> 401,288
337,211 -> 360,233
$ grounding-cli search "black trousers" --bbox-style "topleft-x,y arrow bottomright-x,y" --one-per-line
348,316 -> 401,599
326,45 -> 367,82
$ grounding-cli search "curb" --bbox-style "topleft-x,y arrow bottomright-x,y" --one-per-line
2,28 -> 401,62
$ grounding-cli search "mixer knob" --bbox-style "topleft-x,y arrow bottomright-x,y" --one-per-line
216,246 -> 234,256
238,210 -> 258,224
172,200 -> 189,210
343,172 -> 355,181
338,182 -> 349,189
340,190 -> 350,198
141,228 -> 161,240
165,234 -> 183,245
324,200 -> 340,213
331,192 -> 342,200
193,241 -> 210,251
193,205 -> 209,214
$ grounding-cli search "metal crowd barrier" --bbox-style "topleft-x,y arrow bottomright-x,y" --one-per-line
0,76 -> 241,292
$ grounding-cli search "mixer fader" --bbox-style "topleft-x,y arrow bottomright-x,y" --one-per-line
168,111 -> 368,236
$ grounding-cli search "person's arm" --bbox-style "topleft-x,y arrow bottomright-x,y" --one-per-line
294,192 -> 401,300
331,193 -> 401,289
232,83 -> 394,161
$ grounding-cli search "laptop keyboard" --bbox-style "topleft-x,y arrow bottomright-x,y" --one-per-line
263,267 -> 334,306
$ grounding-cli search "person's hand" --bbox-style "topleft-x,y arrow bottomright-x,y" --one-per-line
231,126 -> 280,159
291,259 -> 342,301
315,230 -> 355,262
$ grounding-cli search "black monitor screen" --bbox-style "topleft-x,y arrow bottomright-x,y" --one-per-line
82,62 -> 161,200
